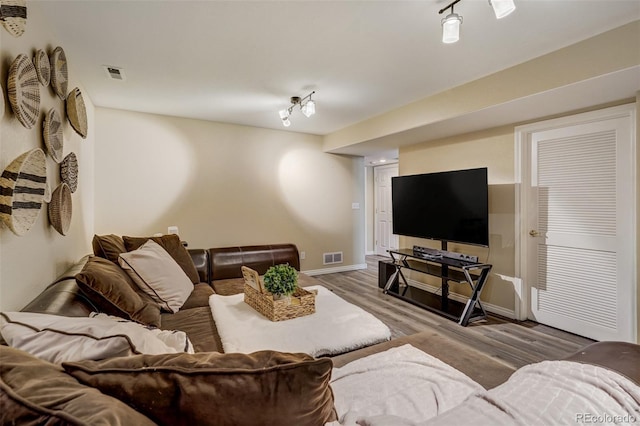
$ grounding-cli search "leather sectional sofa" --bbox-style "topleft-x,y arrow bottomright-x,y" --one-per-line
2,237 -> 639,425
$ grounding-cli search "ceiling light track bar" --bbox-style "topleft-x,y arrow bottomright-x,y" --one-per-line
279,90 -> 317,127
438,0 -> 461,15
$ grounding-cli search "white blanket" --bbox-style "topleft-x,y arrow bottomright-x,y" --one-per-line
422,360 -> 640,426
209,285 -> 391,356
328,344 -> 485,426
328,347 -> 640,426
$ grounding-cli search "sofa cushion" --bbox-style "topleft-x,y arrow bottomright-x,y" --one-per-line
92,234 -> 127,264
63,351 -> 336,426
124,234 -> 200,284
0,346 -> 156,426
0,312 -> 193,363
160,306 -> 221,353
119,240 -> 194,313
181,282 -> 215,310
75,256 -> 161,327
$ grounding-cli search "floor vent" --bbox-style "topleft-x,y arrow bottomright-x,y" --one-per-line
323,252 -> 343,265
103,65 -> 126,81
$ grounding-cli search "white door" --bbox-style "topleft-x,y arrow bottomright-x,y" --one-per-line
520,105 -> 636,342
374,164 -> 399,256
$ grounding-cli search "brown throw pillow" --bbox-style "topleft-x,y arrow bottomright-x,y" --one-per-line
123,234 -> 200,284
75,256 -> 161,327
64,351 -> 336,426
92,234 -> 127,263
0,346 -> 156,426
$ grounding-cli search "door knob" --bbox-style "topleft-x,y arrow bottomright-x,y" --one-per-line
529,230 -> 539,237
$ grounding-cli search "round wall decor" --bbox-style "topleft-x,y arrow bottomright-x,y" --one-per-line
43,108 -> 64,163
0,148 -> 47,236
66,87 -> 87,138
60,152 -> 78,193
0,0 -> 27,37
49,46 -> 68,100
48,183 -> 72,236
34,49 -> 51,86
0,82 -> 4,116
43,181 -> 52,203
7,53 -> 40,129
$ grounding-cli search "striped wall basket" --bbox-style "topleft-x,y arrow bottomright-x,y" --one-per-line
66,88 -> 87,138
43,108 -> 63,163
48,183 -> 72,236
7,53 -> 40,129
60,152 -> 78,193
0,148 -> 47,236
34,49 -> 51,87
0,0 -> 27,37
50,46 -> 68,100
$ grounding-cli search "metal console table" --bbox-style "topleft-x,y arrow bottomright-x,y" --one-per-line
383,248 -> 492,326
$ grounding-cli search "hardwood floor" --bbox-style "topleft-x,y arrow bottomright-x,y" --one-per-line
312,255 -> 594,370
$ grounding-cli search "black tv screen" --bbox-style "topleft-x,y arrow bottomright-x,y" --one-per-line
391,168 -> 489,247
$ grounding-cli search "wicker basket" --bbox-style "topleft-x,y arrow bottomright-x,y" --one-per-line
244,283 -> 315,322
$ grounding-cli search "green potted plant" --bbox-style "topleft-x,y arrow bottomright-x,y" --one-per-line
263,264 -> 298,301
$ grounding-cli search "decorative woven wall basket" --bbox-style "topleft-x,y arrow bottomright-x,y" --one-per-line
60,152 -> 78,193
0,0 -> 27,37
48,183 -> 72,236
7,53 -> 40,129
66,88 -> 87,138
43,108 -> 63,163
0,148 -> 47,236
244,283 -> 316,322
0,82 -> 4,116
34,49 -> 51,87
49,46 -> 68,100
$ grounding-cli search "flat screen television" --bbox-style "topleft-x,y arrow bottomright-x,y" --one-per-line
391,168 -> 489,247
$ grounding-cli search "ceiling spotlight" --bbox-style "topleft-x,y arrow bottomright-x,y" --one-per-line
278,91 -> 316,127
441,11 -> 462,44
439,0 -> 463,44
489,0 -> 515,19
438,0 -> 514,44
302,99 -> 315,118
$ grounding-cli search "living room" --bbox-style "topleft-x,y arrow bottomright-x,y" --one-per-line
0,1 -> 639,424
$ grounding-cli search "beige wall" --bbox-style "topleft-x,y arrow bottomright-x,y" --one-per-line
0,7 -> 95,311
94,108 -> 365,271
399,127 -> 517,313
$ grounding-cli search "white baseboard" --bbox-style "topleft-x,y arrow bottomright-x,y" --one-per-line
303,263 -> 368,276
366,250 -> 376,255
411,281 -> 517,320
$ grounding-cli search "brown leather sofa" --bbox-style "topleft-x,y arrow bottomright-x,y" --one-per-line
8,242 -> 639,386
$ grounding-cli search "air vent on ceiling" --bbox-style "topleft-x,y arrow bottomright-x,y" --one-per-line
103,65 -> 126,81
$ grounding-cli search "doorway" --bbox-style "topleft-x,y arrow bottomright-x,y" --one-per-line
516,104 -> 636,342
374,164 -> 399,256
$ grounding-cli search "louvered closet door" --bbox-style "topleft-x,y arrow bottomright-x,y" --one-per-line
527,112 -> 635,342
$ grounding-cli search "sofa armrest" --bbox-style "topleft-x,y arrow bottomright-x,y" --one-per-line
188,249 -> 210,284
209,244 -> 300,281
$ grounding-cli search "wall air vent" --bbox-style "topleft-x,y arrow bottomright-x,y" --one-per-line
323,252 -> 343,265
103,65 -> 126,81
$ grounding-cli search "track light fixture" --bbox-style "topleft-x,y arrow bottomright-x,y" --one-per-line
279,91 -> 316,127
438,0 -> 515,44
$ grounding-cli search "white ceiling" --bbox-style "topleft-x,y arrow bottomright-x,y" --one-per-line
36,0 -> 639,143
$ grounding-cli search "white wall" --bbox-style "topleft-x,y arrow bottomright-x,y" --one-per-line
94,108 -> 365,271
0,5 -> 95,311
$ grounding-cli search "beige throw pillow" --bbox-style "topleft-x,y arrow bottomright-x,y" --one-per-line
119,239 -> 193,313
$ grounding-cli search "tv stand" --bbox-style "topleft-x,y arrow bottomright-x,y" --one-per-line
383,247 -> 492,326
